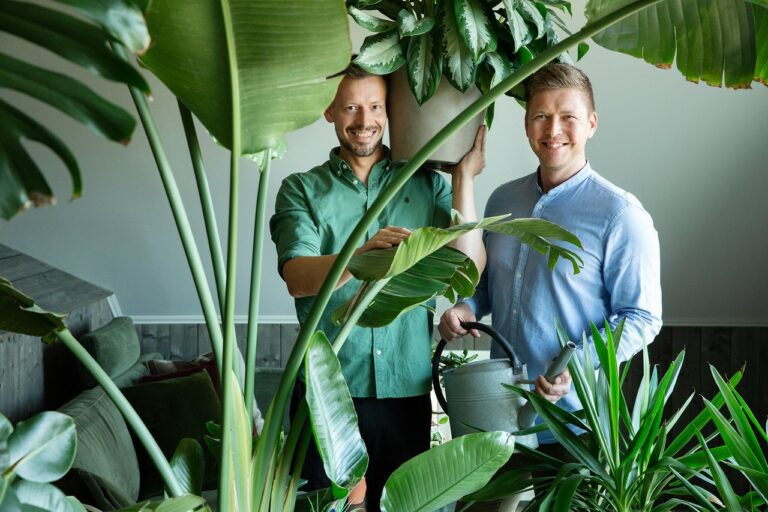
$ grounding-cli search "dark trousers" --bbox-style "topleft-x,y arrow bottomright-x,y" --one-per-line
291,384 -> 432,511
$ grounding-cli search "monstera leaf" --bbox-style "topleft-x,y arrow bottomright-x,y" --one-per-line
140,0 -> 351,155
587,0 -> 768,87
0,0 -> 149,220
333,215 -> 582,328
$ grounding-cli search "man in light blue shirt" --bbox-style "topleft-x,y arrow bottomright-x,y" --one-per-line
439,63 -> 662,447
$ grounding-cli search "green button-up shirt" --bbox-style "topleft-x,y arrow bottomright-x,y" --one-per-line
270,148 -> 452,398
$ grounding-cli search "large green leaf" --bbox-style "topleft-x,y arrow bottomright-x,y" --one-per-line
379,431 -> 514,512
140,0 -> 350,155
0,1 -> 149,92
0,0 -> 146,220
397,9 -> 435,37
52,0 -> 150,53
1,414 -> 12,471
502,0 -> 533,52
11,480 -> 79,512
333,246 -> 477,327
0,276 -> 66,338
354,28 -> 407,74
169,438 -> 205,496
114,495 -> 210,511
305,331 -> 368,494
8,411 -> 76,483
586,0 -> 766,88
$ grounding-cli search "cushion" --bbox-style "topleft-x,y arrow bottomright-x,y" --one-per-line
121,370 -> 222,498
57,387 -> 140,505
78,317 -> 141,386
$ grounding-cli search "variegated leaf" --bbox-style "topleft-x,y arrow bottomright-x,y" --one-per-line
520,0 -> 546,39
484,52 -> 515,88
397,9 -> 436,37
502,0 -> 532,52
348,6 -> 396,33
441,4 -> 476,91
407,32 -> 443,104
354,29 -> 406,74
454,0 -> 496,61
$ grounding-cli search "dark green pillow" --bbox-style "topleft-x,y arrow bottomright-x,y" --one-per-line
121,370 -> 221,498
78,317 -> 141,386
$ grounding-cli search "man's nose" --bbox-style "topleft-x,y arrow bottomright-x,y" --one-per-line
546,117 -> 562,136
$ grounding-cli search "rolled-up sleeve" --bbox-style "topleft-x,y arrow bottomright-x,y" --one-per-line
269,175 -> 321,277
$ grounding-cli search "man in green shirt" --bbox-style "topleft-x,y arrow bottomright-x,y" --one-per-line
270,62 -> 486,511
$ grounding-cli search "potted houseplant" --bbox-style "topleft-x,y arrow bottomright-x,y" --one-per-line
348,0 -> 579,165
2,0 -> 766,511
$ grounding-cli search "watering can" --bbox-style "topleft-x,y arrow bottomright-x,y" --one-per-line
431,321 -> 576,450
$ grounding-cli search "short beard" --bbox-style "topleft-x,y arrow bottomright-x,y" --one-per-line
337,125 -> 383,158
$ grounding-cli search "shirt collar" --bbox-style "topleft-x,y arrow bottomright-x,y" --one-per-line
536,161 -> 595,196
328,146 -> 393,180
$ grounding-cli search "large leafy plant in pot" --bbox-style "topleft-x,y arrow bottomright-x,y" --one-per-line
349,0 -> 578,165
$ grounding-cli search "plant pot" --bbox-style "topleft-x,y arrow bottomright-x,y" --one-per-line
387,67 -> 485,170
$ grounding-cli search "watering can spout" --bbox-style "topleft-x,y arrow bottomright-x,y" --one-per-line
517,341 -> 578,430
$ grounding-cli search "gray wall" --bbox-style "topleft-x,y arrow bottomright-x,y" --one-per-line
1,4 -> 767,325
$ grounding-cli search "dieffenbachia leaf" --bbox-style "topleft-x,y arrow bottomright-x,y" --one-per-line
441,3 -> 476,91
407,31 -> 443,104
354,28 -> 407,74
484,51 -> 516,88
453,0 -> 497,61
586,0 -> 767,88
502,0 -> 533,52
397,9 -> 435,37
348,6 -> 396,33
519,0 -> 546,39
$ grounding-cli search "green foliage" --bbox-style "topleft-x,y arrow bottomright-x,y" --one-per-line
0,276 -> 65,341
0,411 -> 82,512
0,0 -> 148,220
305,331 -> 369,496
494,322 -> 746,511
380,431 -> 515,511
350,0 -> 576,103
139,0 -> 350,155
169,438 -> 205,496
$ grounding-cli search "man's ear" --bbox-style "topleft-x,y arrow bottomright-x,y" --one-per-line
588,111 -> 598,138
324,104 -> 334,123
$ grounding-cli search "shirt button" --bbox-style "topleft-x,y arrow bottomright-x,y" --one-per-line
512,309 -> 517,315
352,179 -> 357,184
516,272 -> 522,278
376,349 -> 382,356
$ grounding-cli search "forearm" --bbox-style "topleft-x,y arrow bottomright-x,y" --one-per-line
282,255 -> 353,298
449,172 -> 486,274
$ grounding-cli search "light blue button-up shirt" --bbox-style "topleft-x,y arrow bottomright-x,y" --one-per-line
464,163 -> 662,443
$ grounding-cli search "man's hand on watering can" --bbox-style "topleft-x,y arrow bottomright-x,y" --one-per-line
535,369 -> 572,403
438,303 -> 481,340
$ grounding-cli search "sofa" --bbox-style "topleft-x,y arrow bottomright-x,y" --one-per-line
54,317 -> 223,510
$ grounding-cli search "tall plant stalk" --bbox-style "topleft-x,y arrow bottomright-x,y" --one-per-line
252,0 -> 665,488
118,45 -> 224,370
54,329 -> 184,497
179,102 -> 227,309
245,149 -> 272,423
217,0 -> 245,507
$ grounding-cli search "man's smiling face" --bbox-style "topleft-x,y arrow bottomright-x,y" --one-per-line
325,75 -> 387,161
525,87 -> 597,181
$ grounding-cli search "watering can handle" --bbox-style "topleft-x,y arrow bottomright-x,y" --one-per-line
431,321 -> 523,414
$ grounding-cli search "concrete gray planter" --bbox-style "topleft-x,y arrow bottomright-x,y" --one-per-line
387,67 -> 485,170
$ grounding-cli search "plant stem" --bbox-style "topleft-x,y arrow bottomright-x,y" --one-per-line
217,0 -> 243,507
118,45 -> 224,367
245,149 -> 272,425
55,329 -> 184,496
252,0 -> 664,493
332,279 -> 389,354
178,102 -> 227,310
271,404 -> 308,510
